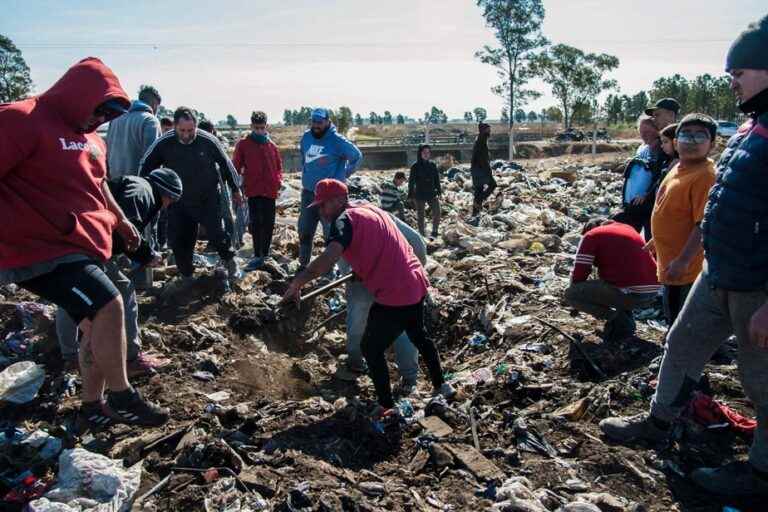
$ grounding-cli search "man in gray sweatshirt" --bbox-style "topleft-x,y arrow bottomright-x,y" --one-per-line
106,86 -> 162,178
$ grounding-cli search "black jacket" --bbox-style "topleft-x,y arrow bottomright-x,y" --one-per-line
408,158 -> 441,201
138,128 -> 240,207
108,175 -> 162,265
620,149 -> 669,217
471,133 -> 491,177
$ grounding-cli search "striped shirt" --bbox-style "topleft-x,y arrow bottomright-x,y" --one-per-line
380,181 -> 405,211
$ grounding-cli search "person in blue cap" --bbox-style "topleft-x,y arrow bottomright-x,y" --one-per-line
297,108 -> 362,268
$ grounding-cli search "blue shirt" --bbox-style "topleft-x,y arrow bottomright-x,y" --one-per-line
299,124 -> 362,192
624,162 -> 653,203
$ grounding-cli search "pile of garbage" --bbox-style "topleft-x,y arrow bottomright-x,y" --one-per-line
0,152 -> 757,511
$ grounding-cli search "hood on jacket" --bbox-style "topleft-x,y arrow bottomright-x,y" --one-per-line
310,123 -> 337,140
38,57 -> 130,132
416,144 -> 431,162
129,100 -> 153,113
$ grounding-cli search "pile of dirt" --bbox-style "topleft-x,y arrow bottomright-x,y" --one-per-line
0,151 -> 758,512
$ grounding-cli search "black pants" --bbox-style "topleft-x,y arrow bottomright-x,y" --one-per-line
664,284 -> 693,328
19,260 -> 119,324
168,198 -> 234,277
361,299 -> 445,408
613,209 -> 652,242
248,196 -> 276,258
472,173 -> 497,211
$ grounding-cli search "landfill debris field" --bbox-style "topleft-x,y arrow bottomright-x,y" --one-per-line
0,149 -> 760,512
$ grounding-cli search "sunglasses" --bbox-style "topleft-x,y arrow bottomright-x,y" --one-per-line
677,131 -> 711,145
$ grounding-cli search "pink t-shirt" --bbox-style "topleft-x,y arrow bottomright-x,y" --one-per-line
329,203 -> 428,306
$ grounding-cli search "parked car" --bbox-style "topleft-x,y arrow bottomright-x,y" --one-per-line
717,120 -> 739,138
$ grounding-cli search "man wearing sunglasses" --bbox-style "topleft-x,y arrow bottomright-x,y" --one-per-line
0,57 -> 169,428
601,14 -> 768,497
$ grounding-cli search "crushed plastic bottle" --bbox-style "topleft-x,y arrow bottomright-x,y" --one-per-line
396,399 -> 414,418
467,332 -> 488,349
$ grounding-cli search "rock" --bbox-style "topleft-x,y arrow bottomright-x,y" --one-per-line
359,481 -> 386,496
493,497 -> 549,512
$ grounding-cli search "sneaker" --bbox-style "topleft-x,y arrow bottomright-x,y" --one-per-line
691,461 -> 768,497
76,400 -> 114,430
244,257 -> 264,272
335,361 -> 369,382
599,413 -> 670,444
433,382 -> 456,400
127,352 -> 159,378
106,389 -> 169,427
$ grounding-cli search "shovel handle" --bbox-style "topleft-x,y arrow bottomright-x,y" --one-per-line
300,273 -> 355,303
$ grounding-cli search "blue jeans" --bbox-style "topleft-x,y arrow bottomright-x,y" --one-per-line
298,189 -> 330,266
345,278 -> 419,383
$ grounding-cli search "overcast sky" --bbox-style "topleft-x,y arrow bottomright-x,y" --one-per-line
4,0 -> 764,123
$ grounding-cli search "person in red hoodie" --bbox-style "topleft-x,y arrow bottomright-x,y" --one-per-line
232,111 -> 283,271
0,57 -> 168,428
565,217 -> 661,342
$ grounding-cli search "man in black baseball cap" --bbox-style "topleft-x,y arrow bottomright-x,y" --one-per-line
644,98 -> 681,130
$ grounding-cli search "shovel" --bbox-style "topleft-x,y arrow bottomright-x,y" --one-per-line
279,272 -> 355,313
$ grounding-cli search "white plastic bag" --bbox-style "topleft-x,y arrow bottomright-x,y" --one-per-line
28,448 -> 142,512
0,360 -> 45,403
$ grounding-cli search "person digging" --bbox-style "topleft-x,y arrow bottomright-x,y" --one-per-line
282,179 -> 455,419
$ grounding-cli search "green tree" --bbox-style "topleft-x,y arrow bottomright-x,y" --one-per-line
473,107 -> 488,122
514,108 -> 526,123
625,91 -> 649,121
530,44 -> 619,129
337,106 -> 353,133
527,110 -> 537,122
501,108 -> 509,123
369,111 -> 380,125
464,111 -> 474,122
396,114 -> 405,124
354,113 -> 363,126
225,114 -> 237,128
157,105 -> 173,120
604,94 -> 623,125
475,0 -> 548,158
650,74 -> 690,112
544,106 -> 563,123
0,35 -> 33,102
382,110 -> 393,124
429,106 -> 447,124
283,109 -> 293,125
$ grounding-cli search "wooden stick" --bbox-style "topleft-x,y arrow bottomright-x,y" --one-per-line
300,273 -> 354,302
533,316 -> 606,380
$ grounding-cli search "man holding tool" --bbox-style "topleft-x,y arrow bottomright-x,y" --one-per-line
283,179 -> 454,418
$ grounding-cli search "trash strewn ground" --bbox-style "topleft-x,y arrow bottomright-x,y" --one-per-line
0,150 -> 758,512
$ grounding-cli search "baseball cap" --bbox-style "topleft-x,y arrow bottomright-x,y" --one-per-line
676,113 -> 717,141
644,98 -> 681,116
308,179 -> 348,208
311,108 -> 330,122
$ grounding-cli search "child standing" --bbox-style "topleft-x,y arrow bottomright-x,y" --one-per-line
648,114 -> 717,326
380,171 -> 407,219
233,111 -> 283,271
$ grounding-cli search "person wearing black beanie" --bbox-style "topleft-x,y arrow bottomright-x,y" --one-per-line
600,14 -> 768,498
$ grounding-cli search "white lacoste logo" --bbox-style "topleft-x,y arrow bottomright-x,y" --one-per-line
59,138 -> 102,160
305,144 -> 326,164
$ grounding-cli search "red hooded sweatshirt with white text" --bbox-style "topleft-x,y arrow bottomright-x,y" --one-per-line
0,57 -> 130,271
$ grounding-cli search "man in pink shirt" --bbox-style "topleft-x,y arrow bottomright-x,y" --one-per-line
283,179 -> 454,417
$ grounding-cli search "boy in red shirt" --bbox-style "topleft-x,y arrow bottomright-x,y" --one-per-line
233,111 -> 283,271
566,217 -> 661,342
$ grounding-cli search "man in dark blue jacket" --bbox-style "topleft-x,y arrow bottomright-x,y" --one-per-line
600,15 -> 768,498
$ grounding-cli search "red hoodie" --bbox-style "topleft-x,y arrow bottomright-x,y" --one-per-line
0,57 -> 130,271
232,135 -> 283,199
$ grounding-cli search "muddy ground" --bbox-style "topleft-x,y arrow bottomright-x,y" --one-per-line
0,149 -> 759,512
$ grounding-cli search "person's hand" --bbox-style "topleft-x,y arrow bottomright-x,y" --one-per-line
749,302 -> 768,348
281,279 -> 304,307
233,191 -> 245,206
148,252 -> 164,268
643,238 -> 656,256
631,195 -> 646,206
664,258 -> 688,282
115,219 -> 140,252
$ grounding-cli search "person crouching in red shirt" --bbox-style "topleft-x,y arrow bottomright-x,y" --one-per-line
565,217 -> 661,342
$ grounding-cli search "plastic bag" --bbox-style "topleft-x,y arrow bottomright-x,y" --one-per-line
28,448 -> 141,512
0,361 -> 45,403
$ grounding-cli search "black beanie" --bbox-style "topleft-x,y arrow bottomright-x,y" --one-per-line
147,168 -> 183,201
726,15 -> 768,71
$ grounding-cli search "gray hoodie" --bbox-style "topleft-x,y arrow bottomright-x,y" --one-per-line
106,100 -> 160,178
